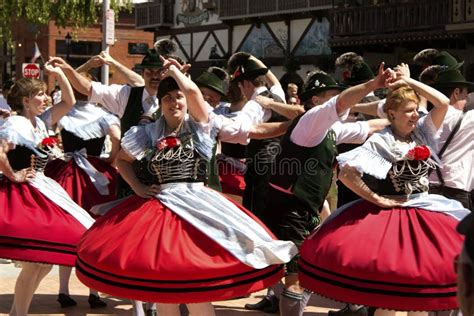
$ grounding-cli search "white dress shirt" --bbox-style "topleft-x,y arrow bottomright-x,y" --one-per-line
89,82 -> 159,118
290,96 -> 369,147
426,107 -> 474,191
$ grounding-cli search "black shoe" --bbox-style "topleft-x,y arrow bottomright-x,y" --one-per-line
245,296 -> 279,314
146,309 -> 157,316
328,305 -> 368,316
245,297 -> 272,310
57,293 -> 77,308
263,296 -> 279,314
88,294 -> 107,309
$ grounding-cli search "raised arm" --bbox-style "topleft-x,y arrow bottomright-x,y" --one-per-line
249,121 -> 292,139
44,62 -> 76,125
336,62 -> 390,114
49,57 -> 92,97
338,164 -> 401,208
164,62 -> 208,123
255,95 -> 305,120
77,51 -> 145,87
389,75 -> 449,130
350,100 -> 382,117
116,149 -> 160,198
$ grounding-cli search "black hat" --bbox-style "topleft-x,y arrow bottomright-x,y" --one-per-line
230,58 -> 268,82
195,71 -> 227,98
343,62 -> 374,86
457,213 -> 474,261
300,72 -> 346,101
158,77 -> 180,100
432,68 -> 474,92
432,51 -> 464,70
136,49 -> 164,69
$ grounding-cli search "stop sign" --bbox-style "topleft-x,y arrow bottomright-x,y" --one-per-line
22,63 -> 41,79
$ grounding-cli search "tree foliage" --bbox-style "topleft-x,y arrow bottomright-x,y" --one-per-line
1,0 -> 132,42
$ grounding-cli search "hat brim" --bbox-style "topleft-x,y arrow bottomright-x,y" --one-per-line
300,85 -> 346,101
454,61 -> 464,70
195,81 -> 227,98
433,81 -> 474,92
231,68 -> 268,82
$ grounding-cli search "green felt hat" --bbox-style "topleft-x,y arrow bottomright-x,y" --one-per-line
300,72 -> 346,101
230,58 -> 268,82
432,68 -> 474,92
195,71 -> 227,98
343,62 -> 374,86
136,49 -> 164,69
432,51 -> 464,70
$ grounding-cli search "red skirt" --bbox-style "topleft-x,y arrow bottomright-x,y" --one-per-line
45,157 -> 117,213
299,200 -> 463,311
0,177 -> 88,266
218,160 -> 245,196
76,195 -> 284,303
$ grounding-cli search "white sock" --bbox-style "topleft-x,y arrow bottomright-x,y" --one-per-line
132,300 -> 145,316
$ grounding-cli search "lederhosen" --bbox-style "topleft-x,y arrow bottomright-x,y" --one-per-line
242,90 -> 286,219
261,114 -> 337,272
429,112 -> 472,211
117,87 -> 161,198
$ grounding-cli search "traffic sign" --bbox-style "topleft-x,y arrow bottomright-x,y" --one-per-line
22,63 -> 41,79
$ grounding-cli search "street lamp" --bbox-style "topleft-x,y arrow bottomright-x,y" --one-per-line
65,32 -> 72,61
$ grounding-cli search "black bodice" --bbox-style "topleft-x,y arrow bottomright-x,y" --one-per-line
148,135 -> 207,185
7,146 -> 49,172
60,129 -> 105,157
363,159 -> 433,196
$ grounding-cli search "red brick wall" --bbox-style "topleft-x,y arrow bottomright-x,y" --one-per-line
10,11 -> 154,92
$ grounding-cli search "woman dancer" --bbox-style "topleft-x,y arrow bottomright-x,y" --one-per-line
299,70 -> 469,313
44,80 -> 120,308
75,61 -> 297,316
0,63 -> 94,316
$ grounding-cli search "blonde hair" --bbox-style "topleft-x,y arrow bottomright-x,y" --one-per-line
384,85 -> 420,115
7,78 -> 45,112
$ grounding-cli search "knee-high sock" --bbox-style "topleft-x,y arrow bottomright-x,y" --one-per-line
145,302 -> 156,311
132,300 -> 145,316
187,303 -> 215,316
280,289 -> 306,316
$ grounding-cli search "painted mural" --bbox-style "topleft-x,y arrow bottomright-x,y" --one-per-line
294,18 -> 332,56
239,24 -> 284,58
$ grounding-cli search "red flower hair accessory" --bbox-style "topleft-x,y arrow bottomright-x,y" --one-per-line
406,145 -> 431,160
156,136 -> 181,151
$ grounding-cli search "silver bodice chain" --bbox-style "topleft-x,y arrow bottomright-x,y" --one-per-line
148,135 -> 203,183
389,159 -> 436,195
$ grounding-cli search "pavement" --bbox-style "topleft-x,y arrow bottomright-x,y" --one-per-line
0,261 -> 346,315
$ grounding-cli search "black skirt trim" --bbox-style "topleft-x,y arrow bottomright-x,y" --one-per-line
299,265 -> 456,298
299,257 -> 456,289
77,256 -> 282,284
0,235 -> 77,249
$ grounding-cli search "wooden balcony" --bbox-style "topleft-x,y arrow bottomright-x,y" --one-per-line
218,0 -> 333,20
330,0 -> 450,38
135,0 -> 174,30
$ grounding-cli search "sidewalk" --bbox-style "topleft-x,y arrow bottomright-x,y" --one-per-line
0,262 -> 344,315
